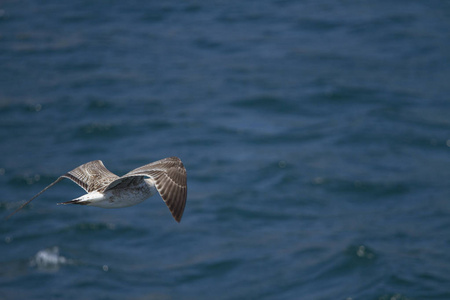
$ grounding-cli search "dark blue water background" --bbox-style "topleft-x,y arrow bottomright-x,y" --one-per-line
1,1 -> 450,299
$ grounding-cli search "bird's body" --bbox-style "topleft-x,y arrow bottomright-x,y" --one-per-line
6,157 -> 187,222
67,178 -> 157,209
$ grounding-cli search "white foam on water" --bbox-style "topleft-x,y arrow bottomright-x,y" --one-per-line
30,246 -> 69,271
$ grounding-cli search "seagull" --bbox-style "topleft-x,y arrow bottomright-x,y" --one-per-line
6,157 -> 187,222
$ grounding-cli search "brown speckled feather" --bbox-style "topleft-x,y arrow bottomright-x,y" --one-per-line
62,160 -> 119,193
109,157 -> 187,222
5,160 -> 118,220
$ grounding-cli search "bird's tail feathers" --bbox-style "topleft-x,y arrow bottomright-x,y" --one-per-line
58,191 -> 104,206
58,199 -> 91,205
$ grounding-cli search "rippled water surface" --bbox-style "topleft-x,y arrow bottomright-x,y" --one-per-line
1,1 -> 450,299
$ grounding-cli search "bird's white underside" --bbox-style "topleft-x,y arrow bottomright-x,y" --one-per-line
74,178 -> 158,208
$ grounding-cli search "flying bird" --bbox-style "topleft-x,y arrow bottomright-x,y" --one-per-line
6,157 -> 187,222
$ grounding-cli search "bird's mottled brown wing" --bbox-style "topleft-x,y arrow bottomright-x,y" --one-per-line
62,160 -> 119,193
107,157 -> 187,222
5,160 -> 117,220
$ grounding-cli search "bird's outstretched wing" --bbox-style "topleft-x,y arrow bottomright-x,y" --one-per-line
105,157 -> 187,222
63,160 -> 119,193
5,160 -> 117,220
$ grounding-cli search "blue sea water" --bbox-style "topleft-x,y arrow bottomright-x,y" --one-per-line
1,1 -> 450,299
